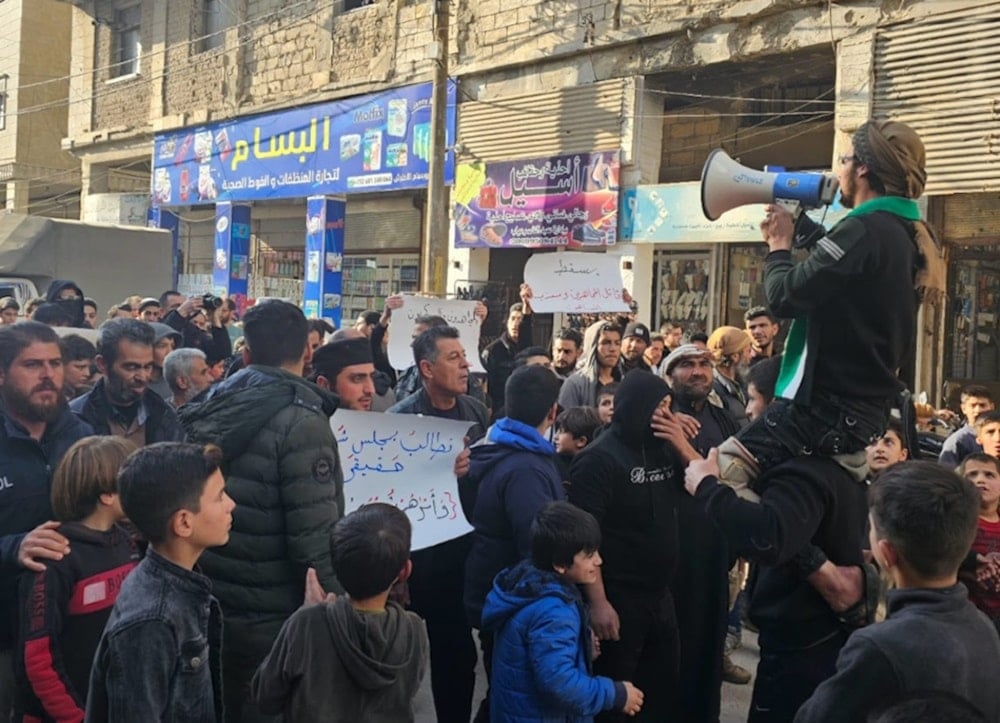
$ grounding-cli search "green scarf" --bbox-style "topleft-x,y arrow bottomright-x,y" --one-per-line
775,197 -> 921,401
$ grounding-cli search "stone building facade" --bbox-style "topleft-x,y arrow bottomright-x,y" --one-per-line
59,0 -> 1000,403
0,0 -> 79,216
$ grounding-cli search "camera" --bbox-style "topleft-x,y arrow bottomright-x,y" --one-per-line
201,293 -> 224,310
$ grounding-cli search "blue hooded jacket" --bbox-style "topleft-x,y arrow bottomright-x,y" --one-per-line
482,560 -> 624,722
463,417 -> 563,627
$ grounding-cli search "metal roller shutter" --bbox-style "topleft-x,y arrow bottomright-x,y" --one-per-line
456,78 -> 628,162
873,2 -> 1000,194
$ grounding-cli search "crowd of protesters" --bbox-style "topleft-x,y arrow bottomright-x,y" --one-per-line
2,119 -> 1000,723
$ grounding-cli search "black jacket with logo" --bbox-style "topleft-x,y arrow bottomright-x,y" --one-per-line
567,372 -> 682,593
0,404 -> 92,650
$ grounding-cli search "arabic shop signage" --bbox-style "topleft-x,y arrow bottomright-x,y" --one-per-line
453,150 -> 619,248
151,81 -> 457,206
619,181 -> 851,244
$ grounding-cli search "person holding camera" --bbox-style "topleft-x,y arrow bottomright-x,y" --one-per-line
162,292 -> 233,368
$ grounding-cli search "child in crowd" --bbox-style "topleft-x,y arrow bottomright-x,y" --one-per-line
554,406 -> 603,483
865,419 -> 909,478
794,461 -> 1000,722
959,453 -> 1000,634
595,383 -> 618,426
975,410 -> 1000,459
15,437 -> 139,723
85,442 -> 234,723
252,504 -> 428,722
482,501 -> 644,721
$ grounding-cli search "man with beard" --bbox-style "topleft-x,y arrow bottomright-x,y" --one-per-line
311,335 -> 378,412
621,322 -> 652,373
552,328 -> 584,380
744,306 -> 781,364
716,119 -> 939,499
163,347 -> 214,408
660,345 -> 741,721
558,320 -> 624,409
0,322 -> 92,719
70,318 -> 185,446
706,326 -> 752,429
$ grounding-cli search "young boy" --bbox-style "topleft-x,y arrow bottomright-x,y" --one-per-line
794,461 -> 1000,722
251,504 -> 428,722
975,410 -> 1000,459
595,383 -> 618,426
554,406 -> 603,482
959,453 -> 1000,633
865,419 -> 909,478
482,501 -> 644,721
16,436 -> 139,723
85,442 -> 234,723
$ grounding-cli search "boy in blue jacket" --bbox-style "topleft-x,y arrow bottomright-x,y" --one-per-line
482,501 -> 643,722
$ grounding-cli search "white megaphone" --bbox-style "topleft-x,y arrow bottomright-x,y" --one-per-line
700,149 -> 839,221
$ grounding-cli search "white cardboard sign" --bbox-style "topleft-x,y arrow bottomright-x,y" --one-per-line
332,409 -> 474,551
523,252 -> 628,313
386,296 -> 485,373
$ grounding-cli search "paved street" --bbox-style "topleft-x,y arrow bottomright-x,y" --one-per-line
414,631 -> 760,722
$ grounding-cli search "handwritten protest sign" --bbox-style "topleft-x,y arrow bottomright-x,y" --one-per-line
523,252 -> 628,313
386,295 -> 485,373
332,409 -> 474,551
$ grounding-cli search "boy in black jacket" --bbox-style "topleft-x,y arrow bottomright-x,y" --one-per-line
795,462 -> 1000,722
252,504 -> 428,723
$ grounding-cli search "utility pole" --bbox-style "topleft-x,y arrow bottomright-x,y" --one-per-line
421,0 -> 449,296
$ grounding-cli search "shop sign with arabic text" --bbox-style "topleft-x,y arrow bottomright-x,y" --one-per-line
453,151 -> 619,248
151,81 -> 456,205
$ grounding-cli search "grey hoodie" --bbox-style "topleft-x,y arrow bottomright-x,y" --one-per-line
252,598 -> 429,722
557,319 -> 624,409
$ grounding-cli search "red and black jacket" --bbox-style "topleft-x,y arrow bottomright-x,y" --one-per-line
15,522 -> 138,723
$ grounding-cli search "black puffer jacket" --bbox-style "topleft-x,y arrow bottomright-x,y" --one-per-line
180,365 -> 344,631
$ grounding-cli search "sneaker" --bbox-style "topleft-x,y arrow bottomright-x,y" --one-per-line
722,654 -> 752,685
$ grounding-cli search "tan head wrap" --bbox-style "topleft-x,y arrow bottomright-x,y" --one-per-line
852,121 -> 927,199
853,120 -> 944,303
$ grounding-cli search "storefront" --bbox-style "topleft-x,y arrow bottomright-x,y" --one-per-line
150,81 -> 456,326
871,3 -> 1000,403
448,78 -> 640,340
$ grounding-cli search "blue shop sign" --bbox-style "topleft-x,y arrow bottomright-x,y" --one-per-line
151,81 -> 456,206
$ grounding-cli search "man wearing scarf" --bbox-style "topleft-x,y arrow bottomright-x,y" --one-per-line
677,121 -> 942,721
709,120 -> 942,495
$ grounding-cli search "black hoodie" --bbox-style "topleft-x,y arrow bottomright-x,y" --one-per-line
44,280 -> 85,328
567,371 -> 681,593
251,598 -> 428,722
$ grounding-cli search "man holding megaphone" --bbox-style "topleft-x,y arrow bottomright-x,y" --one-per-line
688,119 -> 940,494
653,120 -> 945,718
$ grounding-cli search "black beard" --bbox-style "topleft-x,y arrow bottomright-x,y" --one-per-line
672,385 -> 709,409
2,384 -> 66,424
105,372 -> 143,405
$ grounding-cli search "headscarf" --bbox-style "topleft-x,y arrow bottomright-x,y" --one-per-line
852,121 -> 927,199
853,120 -> 945,303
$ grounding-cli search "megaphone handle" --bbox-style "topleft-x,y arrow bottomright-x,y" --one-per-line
774,199 -> 803,219
792,213 -> 826,251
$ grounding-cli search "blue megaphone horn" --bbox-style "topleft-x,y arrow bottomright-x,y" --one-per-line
700,149 -> 839,221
